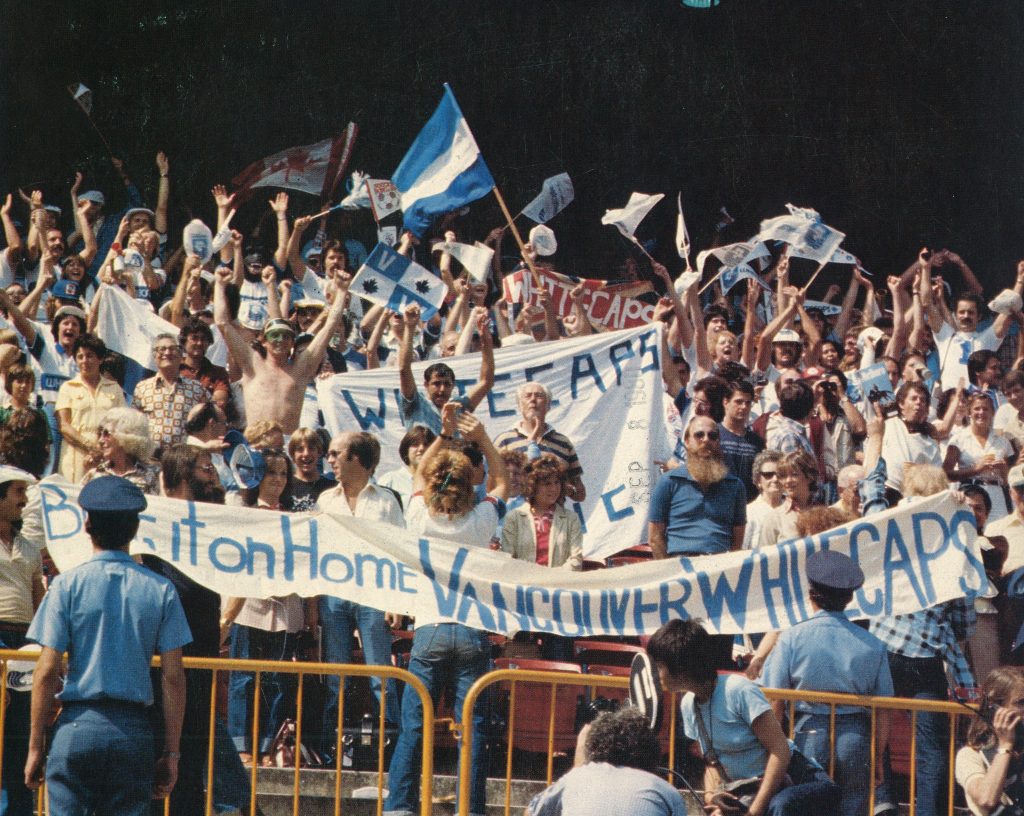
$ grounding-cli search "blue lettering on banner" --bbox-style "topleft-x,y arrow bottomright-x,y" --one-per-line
486,372 -> 516,419
454,378 -> 474,398
637,329 -> 659,372
570,353 -> 606,399
883,519 -> 927,613
524,364 -> 559,407
609,339 -> 636,386
418,539 -> 469,618
524,586 -> 553,632
40,485 -> 82,541
209,537 -> 246,573
571,501 -> 588,533
659,577 -> 691,622
687,557 -> 753,631
552,589 -> 589,637
355,553 -> 398,590
282,516 -> 318,581
949,509 -> 988,594
599,587 -> 631,634
341,388 -> 388,430
456,581 -> 496,631
397,562 -> 418,593
138,513 -> 158,551
320,553 -> 354,583
849,521 -> 883,615
911,511 -> 951,605
179,502 -> 205,566
601,484 -> 634,521
632,587 -> 659,632
246,536 -> 276,578
758,545 -> 799,630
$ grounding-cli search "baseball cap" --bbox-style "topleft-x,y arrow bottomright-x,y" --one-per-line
773,329 -> 802,344
77,190 -> 105,206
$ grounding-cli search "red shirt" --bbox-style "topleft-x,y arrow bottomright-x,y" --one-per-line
532,507 -> 555,566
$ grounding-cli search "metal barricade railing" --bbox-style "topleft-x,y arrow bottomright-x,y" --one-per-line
457,668 -> 978,816
0,649 -> 437,816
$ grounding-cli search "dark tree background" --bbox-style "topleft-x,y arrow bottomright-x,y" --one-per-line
2,0 -> 1023,287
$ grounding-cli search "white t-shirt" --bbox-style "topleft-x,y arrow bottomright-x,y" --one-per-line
405,493 -> 501,627
880,416 -> 943,494
934,321 -> 1001,391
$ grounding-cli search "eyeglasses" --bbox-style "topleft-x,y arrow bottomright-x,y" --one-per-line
154,346 -> 179,356
98,428 -> 111,438
264,332 -> 291,344
691,431 -> 719,441
759,470 -> 779,479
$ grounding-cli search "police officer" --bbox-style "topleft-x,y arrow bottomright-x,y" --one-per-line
760,550 -> 894,816
24,476 -> 192,815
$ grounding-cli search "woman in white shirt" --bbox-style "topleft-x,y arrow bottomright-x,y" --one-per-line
944,392 -> 1014,520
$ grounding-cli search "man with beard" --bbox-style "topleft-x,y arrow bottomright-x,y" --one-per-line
146,444 -> 244,816
494,382 -> 585,502
648,415 -> 746,667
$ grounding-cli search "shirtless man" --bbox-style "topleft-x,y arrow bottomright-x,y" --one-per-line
214,265 -> 348,433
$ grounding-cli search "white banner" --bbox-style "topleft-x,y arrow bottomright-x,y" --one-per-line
39,484 -> 986,637
317,325 -> 671,560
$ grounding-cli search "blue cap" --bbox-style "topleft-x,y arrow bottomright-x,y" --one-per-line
806,550 -> 864,591
79,476 -> 147,514
51,279 -> 81,302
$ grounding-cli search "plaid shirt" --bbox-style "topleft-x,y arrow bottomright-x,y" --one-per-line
869,600 -> 977,690
132,374 -> 210,451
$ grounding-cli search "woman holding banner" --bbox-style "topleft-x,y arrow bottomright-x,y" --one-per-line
385,402 -> 508,816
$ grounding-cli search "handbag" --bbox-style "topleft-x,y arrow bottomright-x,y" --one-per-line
694,700 -> 759,816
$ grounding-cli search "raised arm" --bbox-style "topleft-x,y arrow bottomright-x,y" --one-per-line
398,303 -> 421,402
464,309 -> 495,412
754,286 -> 802,371
292,275 -> 349,381
568,283 -> 593,336
261,266 -> 282,321
23,190 -> 43,266
687,284 -> 712,372
14,263 -> 55,339
459,409 -> 508,500
269,193 -> 290,271
992,260 -> 1024,340
831,271 -> 861,341
154,151 -> 170,235
365,308 -> 390,370
211,185 -> 236,264
883,276 -> 911,359
0,285 -> 39,347
213,266 -> 256,378
943,250 -> 984,297
740,280 -> 761,369
74,186 -> 98,267
169,255 -> 202,328
286,214 -> 313,280
0,194 -> 22,269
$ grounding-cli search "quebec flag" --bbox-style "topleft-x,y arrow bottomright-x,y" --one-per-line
392,84 -> 495,237
351,243 -> 449,320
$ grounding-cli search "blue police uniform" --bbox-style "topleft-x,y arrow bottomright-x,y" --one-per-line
760,551 -> 893,816
27,478 -> 192,816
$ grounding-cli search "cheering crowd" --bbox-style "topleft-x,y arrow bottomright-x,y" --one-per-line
2,150 -> 1024,816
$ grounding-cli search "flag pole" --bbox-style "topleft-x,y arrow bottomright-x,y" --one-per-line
492,186 -> 542,288
800,259 -> 829,295
697,266 -> 726,296
83,116 -> 116,159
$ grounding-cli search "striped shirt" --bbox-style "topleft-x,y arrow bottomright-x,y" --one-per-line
493,425 -> 583,481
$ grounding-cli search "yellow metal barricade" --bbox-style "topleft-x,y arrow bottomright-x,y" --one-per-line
457,668 -> 976,816
0,649 -> 436,816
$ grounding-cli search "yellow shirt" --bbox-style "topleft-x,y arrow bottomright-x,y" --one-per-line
55,376 -> 126,483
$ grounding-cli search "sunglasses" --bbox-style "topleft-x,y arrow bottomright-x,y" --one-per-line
691,431 -> 719,441
264,332 -> 292,343
759,470 -> 779,479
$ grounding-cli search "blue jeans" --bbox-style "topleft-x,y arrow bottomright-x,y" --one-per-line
47,702 -> 154,816
881,654 -> 949,816
42,402 -> 60,476
795,713 -> 872,816
209,719 -> 252,814
384,623 -> 491,816
0,630 -> 31,816
226,624 -> 297,754
319,596 -> 400,751
766,775 -> 841,816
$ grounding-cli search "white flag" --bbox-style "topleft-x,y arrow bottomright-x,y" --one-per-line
365,178 -> 401,221
789,245 -> 858,266
338,171 -> 372,210
521,173 -> 575,223
676,193 -> 691,263
600,192 -> 664,238
436,240 -> 494,283
67,83 -> 92,116
94,284 -> 179,370
758,205 -> 846,264
696,241 -> 771,275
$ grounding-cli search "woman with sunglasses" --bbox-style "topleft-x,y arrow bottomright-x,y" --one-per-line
755,450 -> 821,550
743,451 -> 785,549
81,407 -> 158,494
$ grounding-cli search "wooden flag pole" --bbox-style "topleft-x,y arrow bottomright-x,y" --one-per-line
493,187 -> 542,288
84,116 -> 116,159
800,259 -> 829,295
697,266 -> 725,296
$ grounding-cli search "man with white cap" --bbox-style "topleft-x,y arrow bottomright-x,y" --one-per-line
0,465 -> 44,816
25,476 -> 191,814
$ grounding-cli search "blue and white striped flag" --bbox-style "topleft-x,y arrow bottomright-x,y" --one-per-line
351,243 -> 448,319
392,85 -> 495,238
